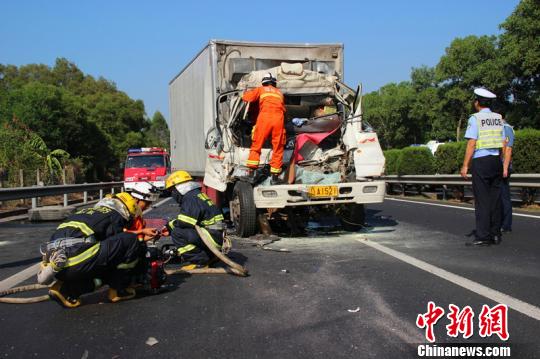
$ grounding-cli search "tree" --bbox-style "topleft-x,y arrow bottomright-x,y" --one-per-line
28,133 -> 70,184
363,82 -> 418,149
145,111 -> 170,150
499,0 -> 540,128
435,35 -> 509,140
0,58 -> 149,181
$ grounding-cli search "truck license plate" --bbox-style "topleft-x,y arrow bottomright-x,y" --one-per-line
308,185 -> 338,198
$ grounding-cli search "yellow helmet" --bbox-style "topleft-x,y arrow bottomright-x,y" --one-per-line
114,192 -> 140,217
165,170 -> 192,189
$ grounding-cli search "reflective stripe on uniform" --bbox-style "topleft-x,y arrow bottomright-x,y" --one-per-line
475,115 -> 503,150
57,221 -> 95,236
260,92 -> 283,101
477,128 -> 503,149
201,214 -> 224,226
178,244 -> 197,255
65,242 -> 100,268
177,214 -> 197,225
117,258 -> 139,269
270,166 -> 281,174
246,160 -> 259,166
199,227 -> 222,249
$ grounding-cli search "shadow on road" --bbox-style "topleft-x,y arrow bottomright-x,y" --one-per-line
366,209 -> 399,228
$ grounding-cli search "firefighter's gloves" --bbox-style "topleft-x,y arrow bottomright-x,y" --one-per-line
37,249 -> 67,284
50,250 -> 67,269
37,263 -> 56,285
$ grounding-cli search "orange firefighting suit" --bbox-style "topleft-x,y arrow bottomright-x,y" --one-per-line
242,85 -> 286,174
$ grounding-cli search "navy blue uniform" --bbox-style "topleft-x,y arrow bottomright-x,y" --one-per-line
49,206 -> 143,297
167,189 -> 224,265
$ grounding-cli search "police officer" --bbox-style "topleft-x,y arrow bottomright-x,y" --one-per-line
40,192 -> 157,308
501,119 -> 515,233
164,170 -> 224,269
461,88 -> 505,246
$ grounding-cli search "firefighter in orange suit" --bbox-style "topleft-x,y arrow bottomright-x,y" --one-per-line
242,72 -> 286,182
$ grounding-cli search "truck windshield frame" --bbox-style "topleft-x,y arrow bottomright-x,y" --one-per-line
125,155 -> 166,169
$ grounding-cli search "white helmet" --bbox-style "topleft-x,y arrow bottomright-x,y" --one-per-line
130,182 -> 160,202
261,72 -> 277,86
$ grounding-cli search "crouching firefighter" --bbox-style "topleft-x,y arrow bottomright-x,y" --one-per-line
37,192 -> 157,308
165,170 -> 225,270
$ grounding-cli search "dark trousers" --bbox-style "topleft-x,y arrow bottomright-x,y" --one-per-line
472,155 -> 503,240
171,227 -> 223,265
56,232 -> 142,297
501,174 -> 512,231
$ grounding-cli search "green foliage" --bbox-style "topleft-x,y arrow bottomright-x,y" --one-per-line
434,142 -> 467,174
383,149 -> 402,175
499,0 -> 540,129
27,134 -> 70,184
396,147 -> 435,175
363,82 -> 419,149
512,129 -> 540,173
0,58 -> 166,182
0,120 -> 42,185
145,111 -> 170,150
363,0 -> 540,155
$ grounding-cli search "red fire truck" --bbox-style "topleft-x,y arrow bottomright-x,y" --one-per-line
123,147 -> 171,191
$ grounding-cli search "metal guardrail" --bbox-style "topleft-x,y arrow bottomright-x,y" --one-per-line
382,174 -> 540,188
0,182 -> 124,208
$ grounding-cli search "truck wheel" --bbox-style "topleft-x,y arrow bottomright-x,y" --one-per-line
230,181 -> 257,237
340,204 -> 365,232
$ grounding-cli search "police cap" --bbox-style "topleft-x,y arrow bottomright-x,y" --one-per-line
474,88 -> 496,99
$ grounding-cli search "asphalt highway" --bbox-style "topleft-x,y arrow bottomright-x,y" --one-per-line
0,198 -> 539,358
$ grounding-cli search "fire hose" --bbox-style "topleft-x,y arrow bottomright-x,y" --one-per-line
0,226 -> 248,304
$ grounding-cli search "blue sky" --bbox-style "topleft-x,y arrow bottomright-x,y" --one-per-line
0,0 -> 519,122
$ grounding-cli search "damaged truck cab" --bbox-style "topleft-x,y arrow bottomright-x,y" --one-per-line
169,40 -> 385,237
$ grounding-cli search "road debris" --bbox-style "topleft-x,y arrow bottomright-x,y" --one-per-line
347,307 -> 360,313
145,337 -> 159,346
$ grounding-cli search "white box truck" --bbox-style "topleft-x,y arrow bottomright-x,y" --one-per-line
169,40 -> 385,236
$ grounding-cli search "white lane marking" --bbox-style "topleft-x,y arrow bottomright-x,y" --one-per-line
353,237 -> 540,321
386,197 -> 540,219
0,215 -> 29,223
0,197 -> 172,292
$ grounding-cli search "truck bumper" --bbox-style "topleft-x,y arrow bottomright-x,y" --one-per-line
124,181 -> 166,191
253,181 -> 385,209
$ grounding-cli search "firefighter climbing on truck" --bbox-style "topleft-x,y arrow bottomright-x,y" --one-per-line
164,170 -> 225,269
242,72 -> 286,184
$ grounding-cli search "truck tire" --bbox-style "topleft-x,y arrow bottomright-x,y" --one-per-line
340,203 -> 365,232
230,181 -> 257,237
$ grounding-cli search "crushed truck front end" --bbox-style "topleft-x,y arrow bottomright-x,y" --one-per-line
253,181 -> 385,208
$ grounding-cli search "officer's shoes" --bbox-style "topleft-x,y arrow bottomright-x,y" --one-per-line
492,235 -> 502,245
48,281 -> 82,308
108,287 -> 136,303
466,239 -> 492,247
